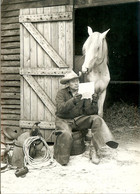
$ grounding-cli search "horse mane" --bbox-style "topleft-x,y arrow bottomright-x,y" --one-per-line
103,38 -> 109,65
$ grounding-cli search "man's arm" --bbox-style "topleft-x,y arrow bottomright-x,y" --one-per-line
55,90 -> 75,114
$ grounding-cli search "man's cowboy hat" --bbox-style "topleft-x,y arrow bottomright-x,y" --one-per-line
60,70 -> 79,84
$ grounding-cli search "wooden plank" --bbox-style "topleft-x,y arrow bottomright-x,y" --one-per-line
1,109 -> 20,114
1,61 -> 20,67
20,67 -> 69,75
3,0 -> 69,4
22,22 -> 68,68
1,36 -> 20,43
22,8 -> 31,121
2,114 -> 20,120
65,12 -> 73,68
1,17 -> 19,24
20,9 -> 24,122
1,67 -> 19,74
74,0 -> 139,8
1,120 -> 19,126
1,105 -> 20,109
1,93 -> 20,99
43,7 -> 54,131
1,42 -> 20,49
30,8 -> 38,122
50,7 -> 59,68
43,7 -> 52,126
23,75 -> 56,117
30,8 -> 37,70
20,9 -> 25,69
1,30 -> 19,37
1,81 -> 20,87
2,0 -> 41,4
1,49 -> 20,55
3,0 -> 40,5
1,23 -> 20,30
58,7 -> 67,93
50,6 -> 60,123
1,10 -> 19,17
36,8 -> 45,132
59,11 -> 66,63
1,87 -> 20,93
2,0 -> 68,4
1,55 -> 20,61
20,120 -> 55,129
1,75 -> 20,81
1,0 -> 69,11
1,99 -> 20,105
19,12 -> 72,23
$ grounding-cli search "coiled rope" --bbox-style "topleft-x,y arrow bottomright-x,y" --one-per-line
23,136 -> 54,169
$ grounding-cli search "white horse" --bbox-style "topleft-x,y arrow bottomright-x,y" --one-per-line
82,26 -> 110,117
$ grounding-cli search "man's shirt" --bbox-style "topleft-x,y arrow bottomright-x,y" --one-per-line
55,87 -> 98,119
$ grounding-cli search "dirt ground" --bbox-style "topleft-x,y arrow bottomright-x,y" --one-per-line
1,125 -> 140,194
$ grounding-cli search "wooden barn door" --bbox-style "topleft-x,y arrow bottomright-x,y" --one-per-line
19,6 -> 73,142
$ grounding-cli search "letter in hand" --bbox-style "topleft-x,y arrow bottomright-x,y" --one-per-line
92,93 -> 99,103
73,93 -> 82,104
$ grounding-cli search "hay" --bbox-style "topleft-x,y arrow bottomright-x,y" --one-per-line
104,102 -> 140,130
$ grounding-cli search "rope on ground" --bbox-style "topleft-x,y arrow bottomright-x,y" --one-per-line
23,136 -> 54,169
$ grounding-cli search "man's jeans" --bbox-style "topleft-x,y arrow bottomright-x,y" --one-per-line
54,115 -> 118,165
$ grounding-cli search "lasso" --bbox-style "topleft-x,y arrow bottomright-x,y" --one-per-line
23,136 -> 54,169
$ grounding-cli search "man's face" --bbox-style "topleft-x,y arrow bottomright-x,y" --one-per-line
68,78 -> 79,91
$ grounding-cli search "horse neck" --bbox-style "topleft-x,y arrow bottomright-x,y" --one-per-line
97,40 -> 108,69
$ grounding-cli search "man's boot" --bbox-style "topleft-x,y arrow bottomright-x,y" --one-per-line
54,131 -> 73,165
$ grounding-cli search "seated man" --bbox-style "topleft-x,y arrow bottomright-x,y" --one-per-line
54,70 -> 118,165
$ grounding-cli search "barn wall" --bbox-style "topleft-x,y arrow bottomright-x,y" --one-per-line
74,0 -> 139,8
1,0 -> 139,141
1,0 -> 69,140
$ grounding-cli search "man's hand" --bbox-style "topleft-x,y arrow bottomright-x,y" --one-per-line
73,93 -> 82,104
92,93 -> 99,103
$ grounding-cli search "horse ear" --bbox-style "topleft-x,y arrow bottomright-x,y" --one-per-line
101,29 -> 110,39
87,26 -> 93,36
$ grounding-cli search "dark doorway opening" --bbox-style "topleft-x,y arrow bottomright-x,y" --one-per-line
74,2 -> 140,106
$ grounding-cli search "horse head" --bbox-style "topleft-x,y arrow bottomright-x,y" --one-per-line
82,26 -> 110,74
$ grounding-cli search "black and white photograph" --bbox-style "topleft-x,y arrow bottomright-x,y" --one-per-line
1,0 -> 140,193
